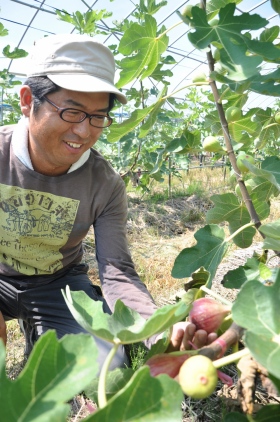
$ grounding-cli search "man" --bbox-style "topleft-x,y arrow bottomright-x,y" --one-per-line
0,34 -> 216,370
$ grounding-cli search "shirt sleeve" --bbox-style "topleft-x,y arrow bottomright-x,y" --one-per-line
93,175 -> 159,346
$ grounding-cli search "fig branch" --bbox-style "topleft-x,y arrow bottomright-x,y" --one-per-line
199,322 -> 245,361
207,54 -> 262,230
199,0 -> 262,231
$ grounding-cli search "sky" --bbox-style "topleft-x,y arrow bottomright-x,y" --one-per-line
0,0 -> 279,110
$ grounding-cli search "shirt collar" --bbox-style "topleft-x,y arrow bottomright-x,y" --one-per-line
11,116 -> 90,173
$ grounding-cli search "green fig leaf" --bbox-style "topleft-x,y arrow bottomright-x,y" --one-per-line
0,22 -> 9,37
232,272 -> 280,378
85,367 -> 134,403
223,256 -> 271,289
254,404 -> 280,421
117,14 -> 168,88
184,267 -> 211,291
62,287 -> 192,344
171,224 -> 228,287
107,104 -> 154,143
243,156 -> 280,192
0,331 -> 99,421
188,4 -> 267,81
86,367 -> 183,421
206,193 -> 256,248
228,114 -> 261,142
259,219 -> 280,250
212,67 -> 280,97
223,412 -> 248,422
2,45 -> 28,59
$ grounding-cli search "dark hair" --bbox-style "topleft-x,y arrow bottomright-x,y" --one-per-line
24,76 -> 116,114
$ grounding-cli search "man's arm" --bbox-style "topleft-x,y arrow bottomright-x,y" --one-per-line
93,176 -> 217,351
0,311 -> 7,346
94,176 -> 158,320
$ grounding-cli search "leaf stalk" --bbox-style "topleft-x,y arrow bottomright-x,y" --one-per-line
213,347 -> 250,368
200,285 -> 232,307
156,20 -> 182,39
98,341 -> 120,409
225,221 -> 255,243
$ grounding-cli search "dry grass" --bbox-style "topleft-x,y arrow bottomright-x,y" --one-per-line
4,166 -> 280,421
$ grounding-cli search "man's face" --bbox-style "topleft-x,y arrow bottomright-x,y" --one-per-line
22,88 -> 110,176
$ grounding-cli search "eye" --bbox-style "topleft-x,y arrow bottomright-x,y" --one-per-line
64,109 -> 83,117
92,115 -> 106,120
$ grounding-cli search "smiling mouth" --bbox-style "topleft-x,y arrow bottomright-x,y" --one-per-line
66,141 -> 82,149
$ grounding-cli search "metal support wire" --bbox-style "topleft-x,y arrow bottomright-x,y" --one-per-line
8,0 -> 47,72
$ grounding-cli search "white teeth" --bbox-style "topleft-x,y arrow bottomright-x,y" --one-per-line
66,142 -> 81,149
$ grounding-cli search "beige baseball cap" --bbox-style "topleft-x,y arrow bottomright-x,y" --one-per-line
26,33 -> 127,104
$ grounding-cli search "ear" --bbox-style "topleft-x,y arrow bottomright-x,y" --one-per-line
20,85 -> 33,117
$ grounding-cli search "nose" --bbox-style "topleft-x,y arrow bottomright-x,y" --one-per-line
71,118 -> 91,138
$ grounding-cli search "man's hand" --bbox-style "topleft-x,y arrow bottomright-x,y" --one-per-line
0,311 -> 7,346
166,321 -> 217,352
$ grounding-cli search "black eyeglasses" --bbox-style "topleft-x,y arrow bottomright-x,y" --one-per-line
42,96 -> 113,128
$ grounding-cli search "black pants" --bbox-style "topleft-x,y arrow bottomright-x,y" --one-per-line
0,263 -> 129,372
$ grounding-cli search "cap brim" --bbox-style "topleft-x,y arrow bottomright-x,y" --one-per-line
47,74 -> 127,104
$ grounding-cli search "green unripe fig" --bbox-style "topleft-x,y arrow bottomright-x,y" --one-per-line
212,48 -> 220,62
202,136 -> 222,153
235,181 -> 253,197
236,153 -> 255,174
274,112 -> 280,124
182,4 -> 193,17
225,106 -> 242,122
209,18 -> 219,26
214,62 -> 227,75
178,355 -> 218,399
254,137 -> 263,149
271,0 -> 280,14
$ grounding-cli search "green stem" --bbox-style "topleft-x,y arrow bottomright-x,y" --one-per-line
224,313 -> 232,321
98,340 -> 120,409
162,82 -> 209,100
262,122 -> 278,130
225,221 -> 255,243
157,20 -> 182,39
213,347 -> 250,368
200,286 -> 232,307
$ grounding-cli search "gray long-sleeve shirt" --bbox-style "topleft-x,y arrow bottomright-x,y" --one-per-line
0,123 -> 158,323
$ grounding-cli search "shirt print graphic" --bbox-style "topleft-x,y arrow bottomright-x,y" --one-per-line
0,184 -> 79,275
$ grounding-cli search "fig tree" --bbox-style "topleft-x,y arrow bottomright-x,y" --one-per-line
178,355 -> 218,399
202,136 -> 222,153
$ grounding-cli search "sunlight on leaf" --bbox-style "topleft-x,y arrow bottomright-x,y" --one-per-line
206,193 -> 255,248
188,4 -> 267,81
117,14 -> 168,88
86,367 -> 183,421
171,224 -> 228,287
0,332 -> 98,421
232,272 -> 280,378
62,286 -> 192,344
243,156 -> 280,191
